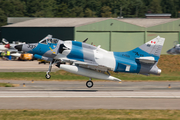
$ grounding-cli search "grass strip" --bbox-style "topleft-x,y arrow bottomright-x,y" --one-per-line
1,55 -> 180,81
0,83 -> 14,87
0,109 -> 180,120
0,70 -> 180,81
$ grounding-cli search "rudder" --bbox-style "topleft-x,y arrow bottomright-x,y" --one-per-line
138,36 -> 165,57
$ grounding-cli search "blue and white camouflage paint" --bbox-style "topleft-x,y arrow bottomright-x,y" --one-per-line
15,35 -> 165,88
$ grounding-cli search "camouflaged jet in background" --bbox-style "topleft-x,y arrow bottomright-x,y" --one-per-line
15,35 -> 165,88
167,41 -> 180,54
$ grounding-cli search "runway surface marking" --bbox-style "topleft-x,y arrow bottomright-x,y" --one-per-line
0,91 -> 180,98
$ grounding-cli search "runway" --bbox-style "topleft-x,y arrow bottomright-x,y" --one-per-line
0,91 -> 180,98
1,98 -> 180,110
0,80 -> 180,109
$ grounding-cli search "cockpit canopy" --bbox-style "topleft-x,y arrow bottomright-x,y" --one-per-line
175,44 -> 180,47
2,38 -> 9,45
39,38 -> 59,44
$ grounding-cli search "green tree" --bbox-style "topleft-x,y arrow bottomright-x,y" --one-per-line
0,8 -> 6,26
118,0 -> 129,17
25,0 -> 56,17
0,0 -> 25,17
149,0 -> 162,13
134,0 -> 143,17
161,0 -> 179,17
55,2 -> 69,17
84,8 -> 96,17
1,0 -> 180,21
86,0 -> 102,16
142,0 -> 151,6
101,6 -> 111,17
66,0 -> 86,10
69,6 -> 84,17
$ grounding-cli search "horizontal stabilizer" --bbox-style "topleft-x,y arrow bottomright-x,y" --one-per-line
136,56 -> 156,64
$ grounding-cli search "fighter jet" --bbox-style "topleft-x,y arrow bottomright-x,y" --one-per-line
167,41 -> 180,54
0,38 -> 26,57
15,35 -> 165,88
0,38 -> 10,52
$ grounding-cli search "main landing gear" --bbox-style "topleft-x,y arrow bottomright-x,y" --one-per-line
45,60 -> 54,79
86,78 -> 93,88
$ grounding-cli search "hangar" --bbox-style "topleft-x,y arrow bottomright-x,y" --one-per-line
1,17 -> 180,54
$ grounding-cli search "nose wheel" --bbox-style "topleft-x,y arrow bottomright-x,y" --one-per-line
45,73 -> 51,79
86,80 -> 93,88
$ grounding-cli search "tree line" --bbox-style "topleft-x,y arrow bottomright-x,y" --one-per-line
0,0 -> 180,26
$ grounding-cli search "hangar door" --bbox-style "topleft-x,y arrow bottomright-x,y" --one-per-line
111,32 -> 145,52
147,32 -> 179,54
75,32 -> 110,50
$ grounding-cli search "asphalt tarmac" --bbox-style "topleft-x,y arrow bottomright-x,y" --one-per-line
0,80 -> 180,109
0,61 -> 59,72
0,61 -> 180,109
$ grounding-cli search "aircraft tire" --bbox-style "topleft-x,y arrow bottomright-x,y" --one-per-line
45,74 -> 51,79
86,81 -> 93,88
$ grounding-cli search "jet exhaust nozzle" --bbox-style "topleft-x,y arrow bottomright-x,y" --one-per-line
157,69 -> 161,75
149,67 -> 161,75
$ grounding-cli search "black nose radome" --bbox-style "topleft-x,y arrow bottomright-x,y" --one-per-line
15,45 -> 22,51
166,49 -> 171,54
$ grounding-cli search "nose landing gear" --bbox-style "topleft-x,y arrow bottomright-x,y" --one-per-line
45,72 -> 51,79
45,60 -> 54,79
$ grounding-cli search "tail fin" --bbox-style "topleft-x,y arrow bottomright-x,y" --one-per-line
135,36 -> 165,75
139,36 -> 165,57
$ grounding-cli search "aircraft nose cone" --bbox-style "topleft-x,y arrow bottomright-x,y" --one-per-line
5,44 -> 10,48
15,45 -> 22,51
166,50 -> 170,54
166,49 -> 172,54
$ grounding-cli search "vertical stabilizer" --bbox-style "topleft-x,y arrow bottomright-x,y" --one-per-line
139,36 -> 165,57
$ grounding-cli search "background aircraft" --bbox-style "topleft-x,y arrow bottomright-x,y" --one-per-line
0,38 -> 25,58
0,38 -> 35,61
15,35 -> 165,88
0,39 -> 10,52
167,41 -> 180,54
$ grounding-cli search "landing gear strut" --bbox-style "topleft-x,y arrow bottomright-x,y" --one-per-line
45,60 -> 54,79
45,71 -> 51,79
86,78 -> 93,88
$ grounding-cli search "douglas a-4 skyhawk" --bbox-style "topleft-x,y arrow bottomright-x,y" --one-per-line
15,35 -> 165,88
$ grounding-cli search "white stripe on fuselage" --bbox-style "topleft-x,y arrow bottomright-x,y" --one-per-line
93,47 -> 116,71
56,41 -> 116,71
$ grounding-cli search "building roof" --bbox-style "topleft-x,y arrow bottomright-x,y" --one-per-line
4,18 -> 109,27
117,18 -> 178,27
7,17 -> 36,24
3,18 -> 179,28
145,14 -> 171,17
